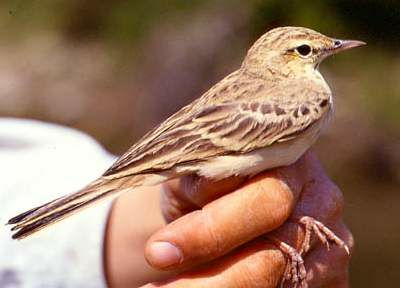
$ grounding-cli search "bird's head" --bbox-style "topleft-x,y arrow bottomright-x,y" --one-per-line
242,26 -> 365,78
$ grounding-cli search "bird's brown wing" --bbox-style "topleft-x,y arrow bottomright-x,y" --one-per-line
104,80 -> 330,177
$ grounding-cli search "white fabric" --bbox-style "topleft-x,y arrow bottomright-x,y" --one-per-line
0,118 -> 116,288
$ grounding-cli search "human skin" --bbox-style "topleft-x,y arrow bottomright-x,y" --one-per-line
104,151 -> 353,287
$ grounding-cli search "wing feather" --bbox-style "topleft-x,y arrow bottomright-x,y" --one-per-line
104,73 -> 331,177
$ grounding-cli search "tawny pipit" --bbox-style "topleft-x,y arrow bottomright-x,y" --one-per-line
8,27 -> 364,286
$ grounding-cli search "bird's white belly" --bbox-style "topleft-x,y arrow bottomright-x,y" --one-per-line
197,141 -> 307,179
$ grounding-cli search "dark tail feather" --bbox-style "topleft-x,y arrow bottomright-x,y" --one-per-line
8,178 -> 108,227
8,175 -> 150,239
11,188 -> 116,239
8,203 -> 49,225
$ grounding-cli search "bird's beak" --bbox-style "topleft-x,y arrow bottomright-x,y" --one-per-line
316,39 -> 365,67
329,39 -> 366,55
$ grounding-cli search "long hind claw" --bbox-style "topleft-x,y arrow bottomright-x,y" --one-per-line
298,216 -> 350,255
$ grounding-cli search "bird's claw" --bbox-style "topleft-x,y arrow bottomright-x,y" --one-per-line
298,216 -> 350,255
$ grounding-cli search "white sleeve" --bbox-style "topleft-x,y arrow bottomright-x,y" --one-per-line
0,118 -> 117,288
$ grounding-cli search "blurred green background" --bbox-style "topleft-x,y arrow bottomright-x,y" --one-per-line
0,1 -> 399,287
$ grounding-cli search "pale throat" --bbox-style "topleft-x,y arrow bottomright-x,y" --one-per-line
289,62 -> 334,104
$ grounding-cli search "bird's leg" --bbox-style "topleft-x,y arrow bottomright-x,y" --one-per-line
269,237 -> 307,288
297,216 -> 350,255
269,216 -> 349,287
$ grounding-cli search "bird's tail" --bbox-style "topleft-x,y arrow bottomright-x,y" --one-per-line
8,173 -> 164,239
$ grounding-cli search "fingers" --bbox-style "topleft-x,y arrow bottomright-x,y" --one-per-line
146,171 -> 298,270
140,222 -> 352,288
147,151 -> 346,270
141,241 -> 286,288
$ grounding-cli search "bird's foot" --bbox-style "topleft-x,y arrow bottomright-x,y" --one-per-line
270,237 -> 307,288
298,216 -> 350,255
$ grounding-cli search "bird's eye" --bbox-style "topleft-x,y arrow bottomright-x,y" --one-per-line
334,40 -> 342,47
295,44 -> 312,57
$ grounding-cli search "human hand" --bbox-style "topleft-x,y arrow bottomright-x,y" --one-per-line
143,151 -> 353,287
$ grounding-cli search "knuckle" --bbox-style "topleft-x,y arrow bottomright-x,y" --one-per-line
202,210 -> 224,255
254,178 -> 294,225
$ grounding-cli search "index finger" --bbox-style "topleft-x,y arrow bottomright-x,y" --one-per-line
145,166 -> 304,270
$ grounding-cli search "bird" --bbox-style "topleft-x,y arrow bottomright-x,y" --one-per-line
8,26 -> 364,287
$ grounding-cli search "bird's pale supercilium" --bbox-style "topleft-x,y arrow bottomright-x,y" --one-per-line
8,27 -> 365,287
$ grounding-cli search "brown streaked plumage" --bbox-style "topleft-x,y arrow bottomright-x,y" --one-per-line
8,26 -> 364,287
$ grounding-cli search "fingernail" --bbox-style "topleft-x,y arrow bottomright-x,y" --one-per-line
148,242 -> 183,267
